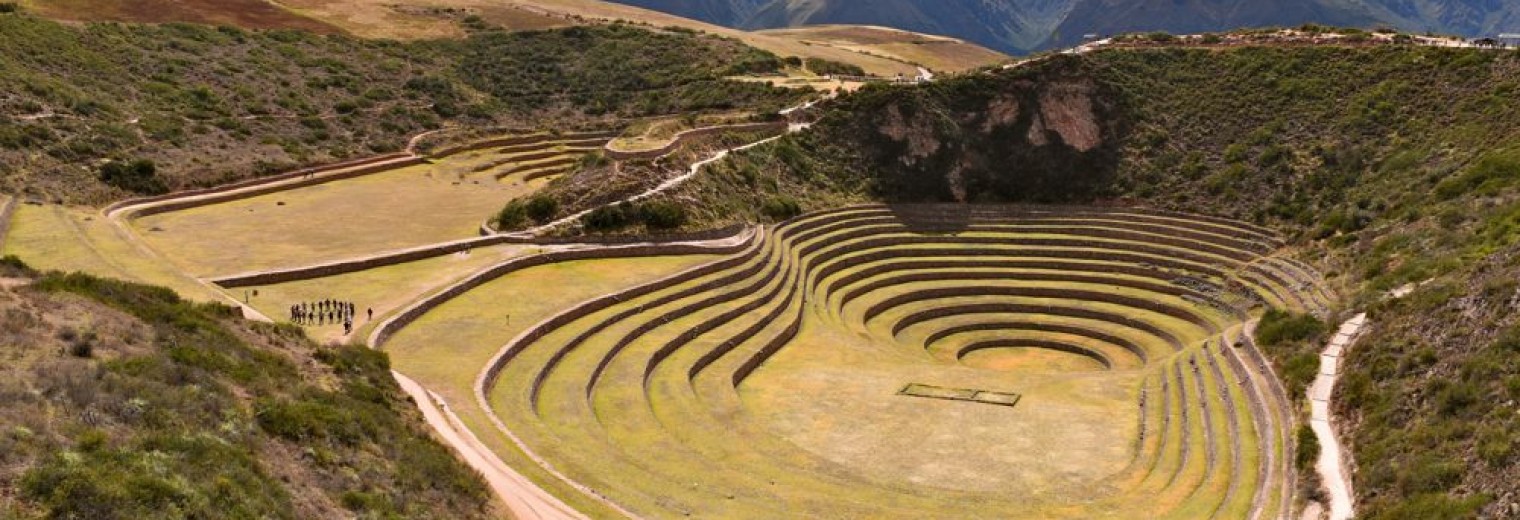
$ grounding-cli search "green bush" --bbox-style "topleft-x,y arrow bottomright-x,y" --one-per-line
525,195 -> 558,224
1295,423 -> 1319,471
0,3 -> 20,14
582,203 -> 634,232
761,196 -> 802,221
804,58 -> 866,77
639,200 -> 687,230
495,200 -> 529,229
1366,493 -> 1489,520
99,159 -> 168,195
1255,310 -> 1327,346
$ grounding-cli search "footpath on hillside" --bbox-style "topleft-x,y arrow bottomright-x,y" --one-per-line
1307,313 -> 1367,520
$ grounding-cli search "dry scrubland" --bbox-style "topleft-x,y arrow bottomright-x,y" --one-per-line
375,204 -> 1333,518
22,0 -> 1005,77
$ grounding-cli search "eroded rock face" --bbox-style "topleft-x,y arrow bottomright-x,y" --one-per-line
880,104 -> 942,165
982,94 -> 1022,133
1036,81 -> 1102,152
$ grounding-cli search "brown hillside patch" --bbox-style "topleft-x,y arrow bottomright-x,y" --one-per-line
21,0 -> 342,32
1037,81 -> 1102,152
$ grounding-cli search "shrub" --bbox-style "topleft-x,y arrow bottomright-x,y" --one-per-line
639,201 -> 686,230
804,58 -> 866,77
1295,423 -> 1319,471
495,200 -> 528,229
524,195 -> 558,224
0,2 -> 19,13
99,159 -> 168,195
761,196 -> 802,221
582,203 -> 634,232
1255,310 -> 1327,346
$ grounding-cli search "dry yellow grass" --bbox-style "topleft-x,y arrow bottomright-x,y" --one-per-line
2,204 -> 230,303
756,24 -> 1009,73
383,254 -> 719,517
241,242 -> 542,344
131,150 -> 552,277
280,0 -> 973,76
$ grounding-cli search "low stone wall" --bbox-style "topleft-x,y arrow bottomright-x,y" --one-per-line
603,122 -> 787,161
731,304 -> 802,386
104,153 -> 414,217
371,235 -> 755,350
925,321 -> 1150,364
428,130 -> 621,159
892,302 -> 1186,352
862,286 -> 1217,335
216,224 -> 755,288
958,338 -> 1117,369
127,157 -> 429,220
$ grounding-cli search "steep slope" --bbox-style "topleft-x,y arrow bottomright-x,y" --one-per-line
0,14 -> 801,204
0,264 -> 491,519
651,45 -> 1520,517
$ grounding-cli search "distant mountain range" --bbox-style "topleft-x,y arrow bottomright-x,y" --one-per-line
605,0 -> 1520,53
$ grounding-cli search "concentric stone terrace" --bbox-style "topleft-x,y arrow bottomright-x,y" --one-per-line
477,204 -> 1330,519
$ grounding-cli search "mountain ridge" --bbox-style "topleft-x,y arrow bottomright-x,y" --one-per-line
607,0 -> 1520,53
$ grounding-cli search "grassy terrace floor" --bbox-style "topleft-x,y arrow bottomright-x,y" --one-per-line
130,143 -> 589,277
381,254 -> 721,517
2,203 -> 228,303
397,204 -> 1329,518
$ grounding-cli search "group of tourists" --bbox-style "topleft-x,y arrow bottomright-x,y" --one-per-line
289,299 -> 371,334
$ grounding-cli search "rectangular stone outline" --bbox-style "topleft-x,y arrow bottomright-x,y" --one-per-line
898,383 -> 1022,408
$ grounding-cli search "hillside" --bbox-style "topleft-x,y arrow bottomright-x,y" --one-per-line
0,13 -> 801,204
0,262 -> 491,519
19,0 -> 1007,77
648,44 -> 1520,517
604,0 -> 1520,53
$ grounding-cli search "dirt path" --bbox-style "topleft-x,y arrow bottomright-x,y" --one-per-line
392,371 -> 586,520
1307,313 -> 1367,520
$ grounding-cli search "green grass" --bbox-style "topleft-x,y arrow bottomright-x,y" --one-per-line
380,253 -> 721,518
453,206 -> 1303,518
2,270 -> 490,519
131,149 -> 548,276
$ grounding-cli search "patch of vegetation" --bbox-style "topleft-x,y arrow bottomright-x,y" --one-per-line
0,16 -> 806,203
579,200 -> 688,232
804,57 -> 866,77
98,158 -> 167,195
456,23 -> 798,117
0,271 -> 490,518
698,45 -> 1520,515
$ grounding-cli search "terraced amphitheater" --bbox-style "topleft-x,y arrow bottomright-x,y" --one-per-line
379,204 -> 1333,519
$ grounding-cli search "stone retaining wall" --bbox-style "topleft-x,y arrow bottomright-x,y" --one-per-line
372,234 -> 756,350
926,321 -> 1150,363
216,224 -> 754,288
104,153 -> 414,217
428,130 -> 621,159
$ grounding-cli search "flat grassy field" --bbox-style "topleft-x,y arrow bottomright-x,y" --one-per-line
742,313 -> 1141,498
242,242 -> 541,344
3,204 -> 230,303
132,150 -> 554,277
